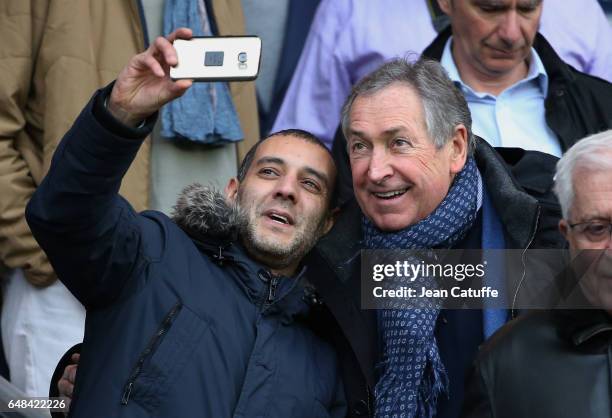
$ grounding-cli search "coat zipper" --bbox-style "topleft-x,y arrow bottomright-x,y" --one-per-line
511,206 -> 540,318
121,302 -> 183,405
267,276 -> 279,304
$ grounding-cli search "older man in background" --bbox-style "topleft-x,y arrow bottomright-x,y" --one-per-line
462,130 -> 612,418
273,0 -> 612,149
423,0 -> 612,156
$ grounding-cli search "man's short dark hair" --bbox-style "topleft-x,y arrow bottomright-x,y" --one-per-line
237,129 -> 338,207
237,129 -> 332,181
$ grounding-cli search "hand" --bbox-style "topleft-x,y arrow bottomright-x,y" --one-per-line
57,353 -> 79,401
108,28 -> 194,126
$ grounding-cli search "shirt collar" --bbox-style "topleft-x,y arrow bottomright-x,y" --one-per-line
440,36 -> 549,97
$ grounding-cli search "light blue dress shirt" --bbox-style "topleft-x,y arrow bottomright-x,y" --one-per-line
440,37 -> 562,157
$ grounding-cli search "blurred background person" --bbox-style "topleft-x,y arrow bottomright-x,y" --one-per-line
0,0 -> 150,398
273,0 -> 612,148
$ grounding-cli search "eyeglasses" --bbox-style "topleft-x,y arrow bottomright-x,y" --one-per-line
568,220 -> 612,243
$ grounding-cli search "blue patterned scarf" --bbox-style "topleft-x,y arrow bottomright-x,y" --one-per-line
363,157 -> 481,418
161,0 -> 243,145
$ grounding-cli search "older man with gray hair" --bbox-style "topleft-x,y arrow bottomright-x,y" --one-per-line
305,57 -> 563,418
462,130 -> 612,418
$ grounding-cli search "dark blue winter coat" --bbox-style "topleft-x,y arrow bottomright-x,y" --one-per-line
26,89 -> 346,418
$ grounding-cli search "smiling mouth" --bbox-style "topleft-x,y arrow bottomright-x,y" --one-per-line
264,210 -> 295,226
269,213 -> 290,224
372,188 -> 409,200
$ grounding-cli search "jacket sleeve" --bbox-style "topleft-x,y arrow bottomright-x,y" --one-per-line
461,360 -> 494,418
25,87 -> 155,309
0,0 -> 56,286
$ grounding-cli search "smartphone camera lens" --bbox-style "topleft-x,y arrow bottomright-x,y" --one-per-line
238,52 -> 248,69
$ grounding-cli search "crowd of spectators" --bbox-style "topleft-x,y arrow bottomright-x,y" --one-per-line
1,1 -> 611,417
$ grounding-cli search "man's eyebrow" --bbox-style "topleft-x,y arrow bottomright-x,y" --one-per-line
523,0 -> 542,7
254,156 -> 285,167
347,129 -> 368,140
579,215 -> 611,223
482,0 -> 540,8
513,0 -> 541,9
255,156 -> 329,188
473,0 -> 503,7
474,0 -> 509,8
303,166 -> 330,188
348,126 -> 405,140
382,126 -> 405,136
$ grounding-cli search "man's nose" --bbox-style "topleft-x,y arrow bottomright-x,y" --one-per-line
273,176 -> 298,203
367,149 -> 393,183
498,11 -> 522,47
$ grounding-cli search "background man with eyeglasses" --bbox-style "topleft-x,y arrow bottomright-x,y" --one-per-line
462,129 -> 612,418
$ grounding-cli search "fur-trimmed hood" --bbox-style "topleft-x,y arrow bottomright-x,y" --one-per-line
171,183 -> 245,243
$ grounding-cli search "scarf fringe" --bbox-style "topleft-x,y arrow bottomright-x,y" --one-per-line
374,350 -> 449,418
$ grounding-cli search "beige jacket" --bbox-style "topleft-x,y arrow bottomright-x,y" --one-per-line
0,1 -> 151,287
0,0 -> 259,287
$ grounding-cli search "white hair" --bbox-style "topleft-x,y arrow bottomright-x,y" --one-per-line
553,130 -> 612,219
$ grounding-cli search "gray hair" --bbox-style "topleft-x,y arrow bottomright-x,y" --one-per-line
340,56 -> 474,153
554,129 -> 612,219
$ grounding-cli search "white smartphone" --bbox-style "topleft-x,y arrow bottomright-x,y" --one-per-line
170,36 -> 262,81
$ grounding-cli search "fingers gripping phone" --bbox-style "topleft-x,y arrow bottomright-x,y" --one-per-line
170,36 -> 262,81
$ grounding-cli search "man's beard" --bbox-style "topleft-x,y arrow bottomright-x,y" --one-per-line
170,182 -> 328,273
236,195 -> 327,272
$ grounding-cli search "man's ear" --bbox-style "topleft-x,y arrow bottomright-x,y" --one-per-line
322,207 -> 341,235
437,0 -> 451,15
449,124 -> 469,175
559,219 -> 569,241
225,177 -> 239,203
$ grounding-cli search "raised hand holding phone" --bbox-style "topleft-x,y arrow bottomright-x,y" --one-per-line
107,28 -> 261,128
108,27 -> 194,127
